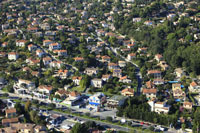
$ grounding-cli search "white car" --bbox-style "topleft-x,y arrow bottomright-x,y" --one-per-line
156,125 -> 165,131
62,125 -> 71,130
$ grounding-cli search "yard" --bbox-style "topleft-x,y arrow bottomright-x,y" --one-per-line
71,86 -> 85,93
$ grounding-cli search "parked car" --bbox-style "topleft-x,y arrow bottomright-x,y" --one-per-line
140,122 -> 144,125
156,125 -> 165,131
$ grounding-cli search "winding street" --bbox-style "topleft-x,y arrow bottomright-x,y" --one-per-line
95,34 -> 142,95
36,44 -> 78,71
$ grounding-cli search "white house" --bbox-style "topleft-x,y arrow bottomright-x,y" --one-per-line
38,85 -> 53,95
53,50 -> 67,56
84,67 -> 99,76
36,49 -> 45,58
143,88 -> 157,100
43,40 -> 53,47
119,76 -> 132,84
127,53 -> 136,61
45,31 -> 56,36
148,101 -> 170,114
118,61 -> 126,68
144,21 -> 153,26
8,52 -> 19,60
88,92 -> 105,109
72,76 -> 82,85
133,17 -> 142,23
155,54 -> 163,62
28,44 -> 37,51
57,69 -> 69,79
102,74 -> 112,82
62,91 -> 82,106
167,13 -> 176,21
43,57 -> 52,66
108,63 -> 119,70
50,61 -> 63,68
49,43 -> 61,51
153,79 -> 165,85
16,40 -> 27,47
14,79 -> 35,90
91,78 -> 103,88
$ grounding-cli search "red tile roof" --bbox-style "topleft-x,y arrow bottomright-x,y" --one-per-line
122,88 -> 134,93
143,88 -> 157,94
5,108 -> 16,114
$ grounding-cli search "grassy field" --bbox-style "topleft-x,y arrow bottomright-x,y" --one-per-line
71,86 -> 85,92
1,87 -> 8,92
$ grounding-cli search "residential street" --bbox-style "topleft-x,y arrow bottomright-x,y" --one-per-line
0,88 -> 178,133
96,36 -> 142,95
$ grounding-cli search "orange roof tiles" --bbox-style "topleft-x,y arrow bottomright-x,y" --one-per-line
5,108 -> 16,114
122,88 -> 134,93
143,88 -> 157,94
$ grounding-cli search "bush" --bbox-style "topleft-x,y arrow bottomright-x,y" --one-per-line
32,100 -> 39,105
106,116 -> 113,122
149,126 -> 155,131
2,93 -> 8,97
85,112 -> 90,117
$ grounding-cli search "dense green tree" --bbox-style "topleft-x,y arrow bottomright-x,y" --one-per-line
70,123 -> 88,133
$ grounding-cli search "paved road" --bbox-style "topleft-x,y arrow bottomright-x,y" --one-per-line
0,91 -> 138,132
94,34 -> 142,95
50,110 -> 133,132
0,89 -> 178,132
36,44 -> 78,71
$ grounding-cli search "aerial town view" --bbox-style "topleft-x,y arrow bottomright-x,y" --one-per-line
0,0 -> 200,132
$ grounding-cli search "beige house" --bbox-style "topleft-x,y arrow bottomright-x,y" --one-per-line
8,52 -> 19,60
121,88 -> 134,97
1,123 -> 47,133
172,83 -> 185,98
108,63 -> 119,70
173,89 -> 186,98
189,81 -> 200,93
5,108 -> 16,118
172,83 -> 181,91
159,61 -> 169,71
175,68 -> 186,78
55,89 -> 69,98
2,117 -> 19,127
118,61 -> 126,68
38,85 -> 53,95
142,88 -> 157,100
155,54 -> 163,62
84,67 -> 99,76
183,101 -> 193,110
112,69 -> 122,78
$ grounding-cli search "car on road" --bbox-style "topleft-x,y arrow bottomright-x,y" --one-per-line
140,122 -> 144,125
155,125 -> 165,131
144,122 -> 150,125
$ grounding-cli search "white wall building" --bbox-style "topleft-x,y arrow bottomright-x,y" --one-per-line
91,79 -> 103,88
